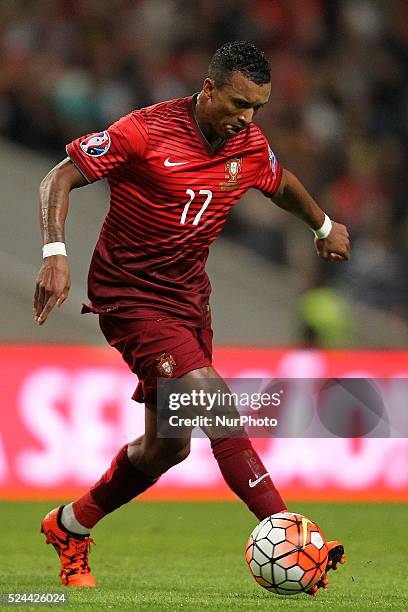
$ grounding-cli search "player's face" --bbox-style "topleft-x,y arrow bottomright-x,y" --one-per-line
202,71 -> 271,140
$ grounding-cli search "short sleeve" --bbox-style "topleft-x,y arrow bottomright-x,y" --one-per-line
66,111 -> 148,183
253,139 -> 283,198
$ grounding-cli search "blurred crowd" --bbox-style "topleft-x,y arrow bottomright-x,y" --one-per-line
1,0 -> 407,340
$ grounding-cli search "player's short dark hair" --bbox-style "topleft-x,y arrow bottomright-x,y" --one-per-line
209,41 -> 271,86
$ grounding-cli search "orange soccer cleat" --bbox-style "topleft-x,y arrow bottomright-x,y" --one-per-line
41,506 -> 96,587
307,540 -> 345,596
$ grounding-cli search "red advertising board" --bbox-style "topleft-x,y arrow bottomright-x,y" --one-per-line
0,345 -> 407,501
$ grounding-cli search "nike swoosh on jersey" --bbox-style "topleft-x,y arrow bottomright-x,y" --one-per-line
164,157 -> 188,167
248,473 -> 269,488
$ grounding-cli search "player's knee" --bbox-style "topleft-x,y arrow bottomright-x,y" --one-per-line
171,442 -> 191,465
162,440 -> 190,466
146,439 -> 190,472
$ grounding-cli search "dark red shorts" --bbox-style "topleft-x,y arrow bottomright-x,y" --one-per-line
99,310 -> 213,405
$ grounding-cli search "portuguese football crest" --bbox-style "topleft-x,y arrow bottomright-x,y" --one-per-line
156,353 -> 176,377
220,157 -> 242,191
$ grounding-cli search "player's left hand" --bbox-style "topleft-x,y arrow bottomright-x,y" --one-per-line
33,255 -> 71,325
314,221 -> 350,262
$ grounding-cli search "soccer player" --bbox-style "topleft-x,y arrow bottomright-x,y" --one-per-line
34,42 -> 347,593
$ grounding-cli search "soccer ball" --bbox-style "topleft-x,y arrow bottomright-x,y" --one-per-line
245,512 -> 329,595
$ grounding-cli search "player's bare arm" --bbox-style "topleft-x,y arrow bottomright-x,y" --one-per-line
272,168 -> 350,262
34,158 -> 87,325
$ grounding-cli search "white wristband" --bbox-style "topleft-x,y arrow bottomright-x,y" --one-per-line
313,214 -> 332,239
42,242 -> 67,258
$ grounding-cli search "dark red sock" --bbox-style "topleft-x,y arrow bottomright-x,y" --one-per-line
73,444 -> 157,529
211,437 -> 286,520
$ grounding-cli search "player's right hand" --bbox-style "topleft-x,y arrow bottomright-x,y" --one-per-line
314,221 -> 350,262
33,255 -> 71,325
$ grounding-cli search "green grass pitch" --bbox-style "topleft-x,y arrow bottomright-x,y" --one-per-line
0,501 -> 407,611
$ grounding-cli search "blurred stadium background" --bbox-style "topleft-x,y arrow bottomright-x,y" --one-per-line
0,0 -> 407,503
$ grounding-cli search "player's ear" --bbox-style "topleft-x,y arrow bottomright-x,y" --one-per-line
203,78 -> 215,100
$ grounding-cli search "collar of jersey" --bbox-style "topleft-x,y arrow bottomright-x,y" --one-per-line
188,93 -> 227,156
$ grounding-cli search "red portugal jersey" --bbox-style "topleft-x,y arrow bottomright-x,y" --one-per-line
66,95 -> 282,325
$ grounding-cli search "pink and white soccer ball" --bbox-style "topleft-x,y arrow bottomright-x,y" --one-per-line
246,512 -> 329,595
